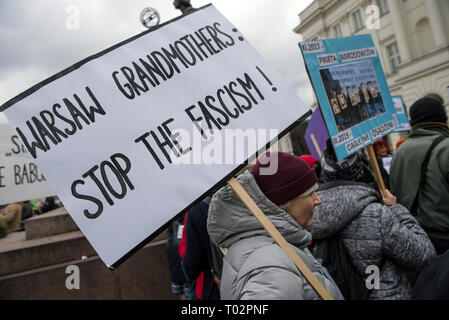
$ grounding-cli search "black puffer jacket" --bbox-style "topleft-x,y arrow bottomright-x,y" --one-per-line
183,200 -> 220,300
309,181 -> 436,299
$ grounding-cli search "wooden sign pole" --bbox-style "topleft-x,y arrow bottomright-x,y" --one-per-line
227,177 -> 334,300
310,133 -> 322,159
366,144 -> 386,195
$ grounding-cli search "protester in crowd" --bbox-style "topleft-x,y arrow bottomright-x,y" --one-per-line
54,196 -> 62,207
412,250 -> 449,300
309,141 -> 436,299
179,163 -> 253,300
15,201 -> 34,232
390,97 -> 449,255
165,214 -> 188,298
395,138 -> 407,151
20,201 -> 33,221
181,197 -> 221,300
207,152 -> 344,300
0,203 -> 22,238
38,197 -> 59,214
30,199 -> 41,215
372,138 -> 391,189
300,155 -> 321,178
178,213 -> 197,300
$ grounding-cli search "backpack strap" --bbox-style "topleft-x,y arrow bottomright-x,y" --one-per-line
207,240 -> 223,279
410,135 -> 446,216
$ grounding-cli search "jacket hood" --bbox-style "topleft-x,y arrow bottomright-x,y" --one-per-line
309,181 -> 381,239
207,171 -> 312,249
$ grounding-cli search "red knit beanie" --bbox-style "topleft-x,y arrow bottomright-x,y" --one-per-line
300,155 -> 318,167
251,152 -> 318,205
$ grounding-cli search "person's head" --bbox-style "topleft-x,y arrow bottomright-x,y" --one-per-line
372,139 -> 389,157
395,138 -> 407,151
321,139 -> 375,184
251,152 -> 321,229
300,155 -> 321,179
279,187 -> 321,229
409,97 -> 448,126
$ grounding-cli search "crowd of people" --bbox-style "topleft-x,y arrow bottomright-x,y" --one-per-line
0,196 -> 62,236
165,96 -> 449,300
3,97 -> 446,300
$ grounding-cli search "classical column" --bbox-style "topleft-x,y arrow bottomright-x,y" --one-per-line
425,0 -> 448,47
368,1 -> 380,47
388,0 -> 411,63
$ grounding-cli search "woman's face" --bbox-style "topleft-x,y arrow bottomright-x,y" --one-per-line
375,144 -> 389,157
285,191 -> 322,229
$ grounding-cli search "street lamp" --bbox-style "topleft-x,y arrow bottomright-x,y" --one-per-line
173,0 -> 194,14
140,7 -> 161,29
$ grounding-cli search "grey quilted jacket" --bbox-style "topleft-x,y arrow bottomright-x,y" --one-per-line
207,172 -> 344,300
309,181 -> 436,300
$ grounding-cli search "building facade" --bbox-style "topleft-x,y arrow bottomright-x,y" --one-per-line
294,0 -> 449,145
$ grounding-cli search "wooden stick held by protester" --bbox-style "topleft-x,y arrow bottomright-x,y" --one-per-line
366,144 -> 386,195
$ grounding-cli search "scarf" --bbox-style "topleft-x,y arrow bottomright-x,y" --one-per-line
412,122 -> 449,137
320,152 -> 375,184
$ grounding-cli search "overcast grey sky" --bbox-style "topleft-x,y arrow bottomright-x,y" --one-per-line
0,0 -> 315,124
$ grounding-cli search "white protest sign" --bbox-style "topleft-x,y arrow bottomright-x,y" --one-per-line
0,124 -> 55,205
382,156 -> 392,174
1,5 -> 309,268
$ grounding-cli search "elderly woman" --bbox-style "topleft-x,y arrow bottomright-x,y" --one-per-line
207,152 -> 343,300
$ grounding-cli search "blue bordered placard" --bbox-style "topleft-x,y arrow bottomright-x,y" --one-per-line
392,96 -> 411,132
299,34 -> 397,161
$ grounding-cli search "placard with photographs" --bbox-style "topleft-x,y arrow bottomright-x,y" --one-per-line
392,96 -> 411,132
299,35 -> 397,161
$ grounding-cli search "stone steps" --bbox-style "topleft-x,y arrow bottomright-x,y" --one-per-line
0,230 -> 96,276
0,239 -> 175,299
24,207 -> 78,240
0,207 -> 174,299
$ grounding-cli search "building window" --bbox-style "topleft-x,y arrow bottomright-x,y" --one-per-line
333,24 -> 343,38
387,43 -> 401,72
377,0 -> 389,16
416,18 -> 434,56
352,9 -> 364,31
